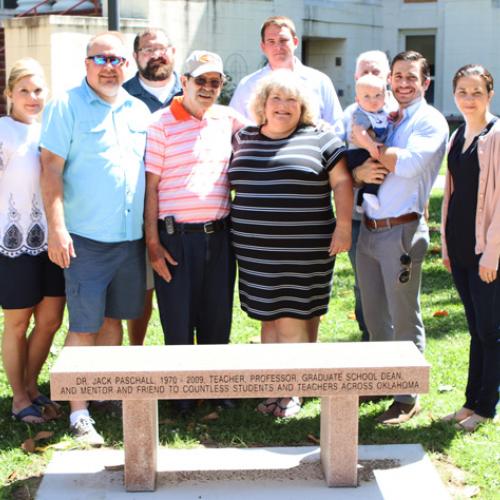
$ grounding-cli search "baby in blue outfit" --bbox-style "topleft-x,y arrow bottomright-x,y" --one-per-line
347,74 -> 394,211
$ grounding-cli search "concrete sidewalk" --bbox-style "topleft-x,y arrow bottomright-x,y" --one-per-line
37,444 -> 450,499
433,174 -> 445,191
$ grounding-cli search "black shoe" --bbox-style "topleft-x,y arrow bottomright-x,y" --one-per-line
90,400 -> 122,415
376,401 -> 421,425
214,399 -> 237,410
173,399 -> 196,418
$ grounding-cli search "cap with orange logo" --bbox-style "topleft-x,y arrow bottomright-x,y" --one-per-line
183,50 -> 225,77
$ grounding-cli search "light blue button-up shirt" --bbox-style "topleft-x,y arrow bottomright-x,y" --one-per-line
363,98 -> 449,219
41,79 -> 150,243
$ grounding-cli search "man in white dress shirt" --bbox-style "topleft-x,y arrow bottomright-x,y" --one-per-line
230,15 -> 343,127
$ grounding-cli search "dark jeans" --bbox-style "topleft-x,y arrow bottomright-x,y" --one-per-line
451,261 -> 500,418
348,219 -> 369,341
154,226 -> 235,346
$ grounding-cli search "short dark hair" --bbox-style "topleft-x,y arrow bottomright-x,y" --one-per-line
260,16 -> 297,42
391,50 -> 430,83
133,28 -> 170,53
452,64 -> 494,93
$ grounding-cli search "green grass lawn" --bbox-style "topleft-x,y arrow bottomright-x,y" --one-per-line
0,191 -> 499,499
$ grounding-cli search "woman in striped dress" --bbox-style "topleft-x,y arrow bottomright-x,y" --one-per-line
228,70 -> 353,417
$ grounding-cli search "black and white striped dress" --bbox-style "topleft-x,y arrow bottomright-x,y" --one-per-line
228,125 -> 346,321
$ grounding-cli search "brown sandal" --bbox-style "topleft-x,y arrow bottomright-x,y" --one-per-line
455,413 -> 488,432
441,407 -> 474,423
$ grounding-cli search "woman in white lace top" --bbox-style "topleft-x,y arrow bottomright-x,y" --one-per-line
0,58 -> 65,423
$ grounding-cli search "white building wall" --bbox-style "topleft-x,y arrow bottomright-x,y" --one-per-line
4,0 -> 500,116
70,0 -> 500,115
441,0 -> 500,117
112,0 -> 300,83
303,1 -> 383,107
381,0 -> 500,116
2,15 -> 147,98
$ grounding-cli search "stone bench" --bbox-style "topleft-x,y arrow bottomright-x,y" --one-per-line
50,341 -> 429,492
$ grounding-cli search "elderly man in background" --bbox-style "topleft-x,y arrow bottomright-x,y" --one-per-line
41,32 -> 150,445
122,28 -> 182,345
145,51 -> 247,416
341,50 -> 396,344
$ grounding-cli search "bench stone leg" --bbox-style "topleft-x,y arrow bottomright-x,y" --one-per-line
123,399 -> 158,492
320,395 -> 358,487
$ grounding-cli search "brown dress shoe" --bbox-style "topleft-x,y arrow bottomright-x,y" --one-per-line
376,401 -> 421,425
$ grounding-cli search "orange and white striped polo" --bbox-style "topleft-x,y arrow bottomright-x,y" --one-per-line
145,96 -> 246,223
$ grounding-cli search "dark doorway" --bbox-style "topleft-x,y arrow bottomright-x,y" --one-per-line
405,34 -> 435,104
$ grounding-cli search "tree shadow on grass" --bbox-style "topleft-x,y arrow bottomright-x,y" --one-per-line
0,379 -> 125,456
0,404 -> 462,499
425,314 -> 468,340
0,396 -> 465,498
358,406 -> 462,454
157,398 -> 462,458
0,475 -> 41,499
421,262 -> 455,296
158,399 -> 321,448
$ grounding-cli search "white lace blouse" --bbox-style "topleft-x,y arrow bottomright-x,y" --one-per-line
0,116 -> 48,257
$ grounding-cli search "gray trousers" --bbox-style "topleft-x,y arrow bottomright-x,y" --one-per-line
356,218 -> 429,404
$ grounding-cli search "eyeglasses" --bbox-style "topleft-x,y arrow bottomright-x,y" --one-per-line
86,55 -> 126,67
189,75 -> 224,89
137,46 -> 170,56
398,253 -> 412,284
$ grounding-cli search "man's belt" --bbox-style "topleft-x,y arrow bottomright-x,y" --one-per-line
363,212 -> 419,230
158,217 -> 229,235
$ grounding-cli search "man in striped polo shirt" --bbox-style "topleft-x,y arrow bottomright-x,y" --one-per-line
144,51 -> 247,415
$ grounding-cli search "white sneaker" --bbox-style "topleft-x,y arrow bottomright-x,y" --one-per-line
70,416 -> 105,447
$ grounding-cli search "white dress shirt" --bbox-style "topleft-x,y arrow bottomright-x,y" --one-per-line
363,98 -> 449,219
229,58 -> 343,127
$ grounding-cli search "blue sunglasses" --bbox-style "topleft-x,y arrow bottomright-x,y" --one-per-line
87,55 -> 126,67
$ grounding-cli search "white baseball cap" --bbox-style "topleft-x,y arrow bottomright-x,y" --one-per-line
183,50 -> 225,77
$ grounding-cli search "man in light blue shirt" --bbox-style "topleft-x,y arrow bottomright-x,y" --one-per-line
353,51 -> 449,425
40,32 -> 150,446
229,15 -> 343,128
